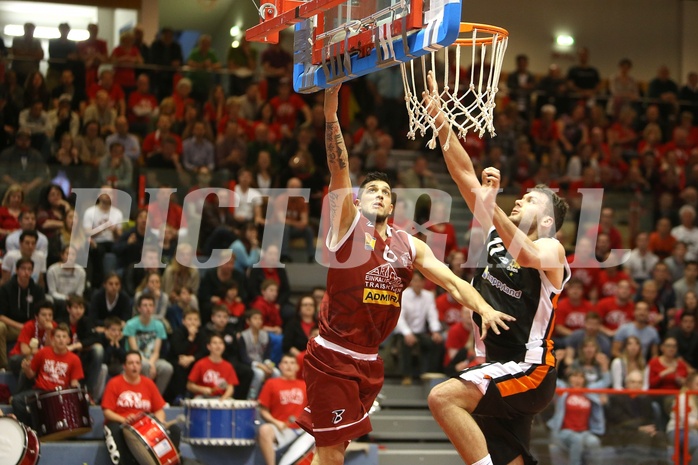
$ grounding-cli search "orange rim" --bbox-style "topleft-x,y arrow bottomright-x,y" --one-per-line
454,22 -> 509,46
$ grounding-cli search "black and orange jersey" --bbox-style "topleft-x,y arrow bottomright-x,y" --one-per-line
471,228 -> 570,366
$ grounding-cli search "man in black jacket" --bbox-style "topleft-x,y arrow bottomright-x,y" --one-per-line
0,258 -> 45,369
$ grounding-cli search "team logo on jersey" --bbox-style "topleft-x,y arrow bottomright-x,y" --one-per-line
363,289 -> 400,306
365,233 -> 376,251
506,260 -> 521,274
331,409 -> 346,424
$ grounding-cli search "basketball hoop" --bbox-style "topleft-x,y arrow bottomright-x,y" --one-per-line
401,22 -> 509,149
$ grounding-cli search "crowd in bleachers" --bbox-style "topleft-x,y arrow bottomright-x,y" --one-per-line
1,19 -> 698,462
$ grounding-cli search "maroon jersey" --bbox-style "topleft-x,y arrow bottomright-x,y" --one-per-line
320,212 -> 415,353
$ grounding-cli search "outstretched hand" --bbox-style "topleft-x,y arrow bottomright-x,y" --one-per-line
422,70 -> 446,126
324,84 -> 342,119
478,306 -> 515,341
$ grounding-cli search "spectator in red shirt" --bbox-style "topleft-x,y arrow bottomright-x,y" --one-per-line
250,279 -> 283,335
596,279 -> 635,337
102,350 -> 181,465
12,322 -> 83,426
567,236 -> 601,302
142,114 -> 183,161
77,23 -> 108,90
257,354 -> 307,465
88,67 -> 126,117
586,207 -> 624,251
8,301 -> 57,387
529,104 -> 560,155
444,307 -> 473,368
146,184 -> 186,230
187,332 -> 239,399
648,336 -> 688,390
649,217 -> 678,260
596,265 -> 633,301
127,73 -> 158,138
269,78 -> 311,134
555,278 -> 595,338
110,30 -> 143,95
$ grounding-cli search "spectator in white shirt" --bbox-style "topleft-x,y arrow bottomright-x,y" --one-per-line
672,205 -> 698,261
1,230 -> 47,288
233,167 -> 264,227
395,271 -> 444,385
5,210 -> 49,254
623,232 -> 660,287
47,245 -> 86,303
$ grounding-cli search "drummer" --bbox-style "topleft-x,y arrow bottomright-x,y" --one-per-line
258,353 -> 307,465
186,332 -> 238,399
102,350 -> 181,465
11,323 -> 84,426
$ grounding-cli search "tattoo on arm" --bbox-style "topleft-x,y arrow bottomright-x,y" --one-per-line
328,191 -> 339,223
326,121 -> 348,170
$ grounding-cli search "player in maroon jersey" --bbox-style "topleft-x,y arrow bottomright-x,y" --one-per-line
295,84 -> 513,465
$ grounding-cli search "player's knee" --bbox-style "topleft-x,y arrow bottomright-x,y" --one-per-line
427,381 -> 450,413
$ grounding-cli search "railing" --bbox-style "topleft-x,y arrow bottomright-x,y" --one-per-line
555,387 -> 696,465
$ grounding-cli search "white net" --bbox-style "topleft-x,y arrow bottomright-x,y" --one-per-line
400,23 -> 509,150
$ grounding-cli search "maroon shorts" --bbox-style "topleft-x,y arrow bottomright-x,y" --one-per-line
296,337 -> 384,447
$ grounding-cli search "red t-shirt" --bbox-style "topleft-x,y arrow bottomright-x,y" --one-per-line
142,131 -> 183,155
127,91 -> 159,125
444,321 -> 471,365
257,377 -> 306,427
555,298 -> 595,332
101,375 -> 165,419
596,270 -> 633,300
595,296 -> 634,331
269,94 -> 307,131
146,201 -> 186,229
188,357 -> 239,396
31,346 -> 84,391
224,300 -> 246,318
111,46 -> 141,88
10,319 -> 57,356
435,293 -> 463,328
250,296 -> 282,328
321,215 -> 414,353
566,255 -> 600,298
648,357 -> 689,390
561,394 -> 592,432
88,83 -> 125,104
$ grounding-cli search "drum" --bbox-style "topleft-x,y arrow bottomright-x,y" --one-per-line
122,413 -> 180,465
27,387 -> 92,441
183,399 -> 257,446
278,431 -> 315,465
0,416 -> 41,465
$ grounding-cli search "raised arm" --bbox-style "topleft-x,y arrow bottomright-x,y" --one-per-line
412,238 -> 514,340
324,85 -> 357,246
424,71 -> 492,231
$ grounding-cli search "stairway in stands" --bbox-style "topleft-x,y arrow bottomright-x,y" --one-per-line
370,378 -> 554,465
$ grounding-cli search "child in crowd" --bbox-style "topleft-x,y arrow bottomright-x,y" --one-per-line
124,294 -> 173,394
167,286 -> 198,333
205,305 -> 253,400
250,279 -> 283,334
9,301 -> 57,391
100,316 -> 126,380
239,309 -> 279,400
61,295 -> 105,402
187,332 -> 239,399
221,280 -> 246,333
165,308 -> 207,404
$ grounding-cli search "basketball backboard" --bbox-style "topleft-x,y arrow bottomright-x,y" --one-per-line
246,0 -> 462,93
